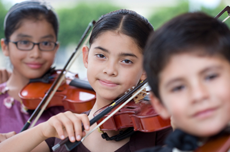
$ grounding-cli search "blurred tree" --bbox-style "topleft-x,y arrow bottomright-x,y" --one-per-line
148,1 -> 189,30
148,0 -> 230,30
0,0 -> 7,41
56,2 -> 120,47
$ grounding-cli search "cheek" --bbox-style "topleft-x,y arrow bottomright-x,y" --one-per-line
43,52 -> 55,64
210,76 -> 230,103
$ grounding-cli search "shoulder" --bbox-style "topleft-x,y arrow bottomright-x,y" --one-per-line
0,82 -> 7,94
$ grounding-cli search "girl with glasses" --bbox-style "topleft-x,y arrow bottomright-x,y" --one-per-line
0,0 -> 64,135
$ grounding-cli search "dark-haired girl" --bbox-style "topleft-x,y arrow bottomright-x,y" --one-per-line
0,9 -> 171,152
0,1 -> 64,134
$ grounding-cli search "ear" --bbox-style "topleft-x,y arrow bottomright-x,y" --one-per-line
140,71 -> 146,81
1,39 -> 9,56
82,46 -> 89,68
149,92 -> 170,119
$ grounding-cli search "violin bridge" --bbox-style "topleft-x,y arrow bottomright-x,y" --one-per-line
133,88 -> 147,104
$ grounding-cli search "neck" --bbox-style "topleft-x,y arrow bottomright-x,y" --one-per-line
6,69 -> 30,101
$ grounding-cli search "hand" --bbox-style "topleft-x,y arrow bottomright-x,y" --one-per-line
0,69 -> 11,84
0,131 -> 16,143
41,111 -> 90,142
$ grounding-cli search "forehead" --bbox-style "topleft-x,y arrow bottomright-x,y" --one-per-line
10,18 -> 56,40
91,31 -> 142,54
159,53 -> 230,83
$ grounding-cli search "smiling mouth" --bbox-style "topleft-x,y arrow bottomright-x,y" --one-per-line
193,107 -> 217,119
99,79 -> 118,87
26,63 -> 43,69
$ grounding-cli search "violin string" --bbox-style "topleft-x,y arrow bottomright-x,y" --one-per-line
80,83 -> 148,142
29,24 -> 93,128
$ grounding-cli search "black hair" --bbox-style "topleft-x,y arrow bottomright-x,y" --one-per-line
89,9 -> 153,52
144,12 -> 230,99
4,1 -> 59,44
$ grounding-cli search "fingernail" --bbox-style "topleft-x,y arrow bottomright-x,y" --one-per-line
76,135 -> 81,140
60,135 -> 65,139
85,125 -> 89,130
71,136 -> 75,141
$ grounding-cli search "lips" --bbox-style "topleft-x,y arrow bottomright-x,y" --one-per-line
99,79 -> 118,87
193,107 -> 217,119
25,63 -> 43,69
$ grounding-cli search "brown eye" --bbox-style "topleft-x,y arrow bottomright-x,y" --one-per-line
122,59 -> 133,64
96,54 -> 105,58
205,74 -> 219,81
171,85 -> 185,92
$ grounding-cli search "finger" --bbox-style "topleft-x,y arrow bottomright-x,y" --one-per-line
66,113 -> 85,141
50,115 -> 66,140
61,112 -> 76,142
78,114 -> 90,131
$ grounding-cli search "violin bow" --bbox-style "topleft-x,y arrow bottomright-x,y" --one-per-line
21,20 -> 96,132
215,5 -> 230,21
52,79 -> 148,151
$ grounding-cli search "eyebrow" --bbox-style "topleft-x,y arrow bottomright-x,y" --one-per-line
199,65 -> 222,75
16,34 -> 55,39
164,65 -> 223,88
94,46 -> 138,58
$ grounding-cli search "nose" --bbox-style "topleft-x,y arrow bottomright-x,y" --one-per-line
29,44 -> 41,58
103,60 -> 118,76
190,81 -> 209,103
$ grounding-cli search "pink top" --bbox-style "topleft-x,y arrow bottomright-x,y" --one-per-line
0,82 -> 65,133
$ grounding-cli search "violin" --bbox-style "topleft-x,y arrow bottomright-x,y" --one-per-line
94,97 -> 171,133
52,79 -> 171,151
195,133 -> 230,152
19,69 -> 96,113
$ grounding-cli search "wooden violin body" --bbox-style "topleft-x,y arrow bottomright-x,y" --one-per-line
19,70 -> 96,113
195,133 -> 230,152
94,98 -> 171,132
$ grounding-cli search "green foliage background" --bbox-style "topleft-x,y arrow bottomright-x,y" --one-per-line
0,0 -> 229,48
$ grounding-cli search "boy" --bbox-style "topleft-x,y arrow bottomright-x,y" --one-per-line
141,12 -> 230,151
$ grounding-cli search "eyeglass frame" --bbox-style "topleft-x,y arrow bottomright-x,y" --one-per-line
7,40 -> 58,51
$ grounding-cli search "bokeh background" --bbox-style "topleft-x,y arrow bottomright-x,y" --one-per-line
0,0 -> 229,79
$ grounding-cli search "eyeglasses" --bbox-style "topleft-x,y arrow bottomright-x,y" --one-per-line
9,40 -> 58,51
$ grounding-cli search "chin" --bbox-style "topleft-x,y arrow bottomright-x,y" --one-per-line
192,124 -> 226,137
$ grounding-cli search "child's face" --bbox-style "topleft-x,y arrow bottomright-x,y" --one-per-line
1,19 -> 58,79
83,31 -> 145,102
152,52 -> 230,137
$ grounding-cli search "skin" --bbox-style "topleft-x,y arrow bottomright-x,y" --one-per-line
0,132 -> 15,143
0,30 -> 146,152
1,18 -> 59,101
150,52 -> 230,138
